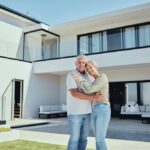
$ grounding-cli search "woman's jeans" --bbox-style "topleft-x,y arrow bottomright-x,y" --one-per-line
91,103 -> 111,150
67,114 -> 90,150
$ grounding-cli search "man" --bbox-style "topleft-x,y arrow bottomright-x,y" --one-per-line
66,55 -> 104,150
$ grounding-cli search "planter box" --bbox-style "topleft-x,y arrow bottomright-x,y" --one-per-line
0,130 -> 20,142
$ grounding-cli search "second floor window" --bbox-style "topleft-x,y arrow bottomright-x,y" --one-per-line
124,27 -> 136,49
106,29 -> 122,51
79,35 -> 89,54
92,33 -> 103,53
139,25 -> 150,47
78,23 -> 150,55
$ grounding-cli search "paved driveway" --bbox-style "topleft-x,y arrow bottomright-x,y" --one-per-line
17,118 -> 150,142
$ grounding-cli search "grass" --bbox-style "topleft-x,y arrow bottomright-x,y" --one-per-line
0,128 -> 11,132
0,140 -> 93,150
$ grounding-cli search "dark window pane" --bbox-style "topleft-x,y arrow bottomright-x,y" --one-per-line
107,29 -> 121,51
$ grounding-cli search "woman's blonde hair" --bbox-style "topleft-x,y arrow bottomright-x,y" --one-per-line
85,60 -> 98,68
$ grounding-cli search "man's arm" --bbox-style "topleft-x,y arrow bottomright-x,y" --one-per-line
69,88 -> 106,102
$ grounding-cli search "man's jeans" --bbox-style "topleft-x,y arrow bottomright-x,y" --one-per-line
91,103 -> 111,150
67,114 -> 90,150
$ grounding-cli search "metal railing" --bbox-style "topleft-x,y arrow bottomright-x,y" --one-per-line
0,40 -> 23,60
1,78 -> 15,120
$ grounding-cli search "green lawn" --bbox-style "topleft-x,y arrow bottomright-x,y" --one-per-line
0,140 -> 93,150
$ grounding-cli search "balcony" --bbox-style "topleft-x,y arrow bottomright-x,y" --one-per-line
33,47 -> 150,74
23,29 -> 60,62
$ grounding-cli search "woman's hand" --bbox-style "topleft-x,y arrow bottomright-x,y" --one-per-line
71,72 -> 82,82
93,94 -> 109,102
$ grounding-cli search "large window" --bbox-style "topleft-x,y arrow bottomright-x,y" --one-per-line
79,35 -> 89,54
91,33 -> 103,53
125,82 -> 150,105
125,83 -> 137,105
78,23 -> 150,55
124,27 -> 136,49
24,30 -> 59,61
139,25 -> 150,47
107,29 -> 122,51
140,82 -> 150,105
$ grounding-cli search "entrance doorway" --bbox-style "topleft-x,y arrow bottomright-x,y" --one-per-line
109,82 -> 126,117
14,79 -> 23,118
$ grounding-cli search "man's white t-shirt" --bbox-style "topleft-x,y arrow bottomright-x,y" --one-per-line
66,70 -> 92,115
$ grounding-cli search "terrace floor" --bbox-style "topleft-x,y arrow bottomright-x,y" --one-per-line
11,117 -> 150,142
8,117 -> 150,150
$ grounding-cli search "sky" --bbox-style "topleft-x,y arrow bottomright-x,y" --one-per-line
0,0 -> 150,25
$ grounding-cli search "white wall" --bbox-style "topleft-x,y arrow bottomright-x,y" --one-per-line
60,35 -> 77,57
60,75 -> 67,105
24,73 -> 60,118
104,67 -> 150,82
0,58 -> 32,120
0,21 -> 23,59
34,47 -> 150,74
0,11 -> 34,28
59,66 -> 150,107
89,48 -> 150,69
0,57 -> 61,119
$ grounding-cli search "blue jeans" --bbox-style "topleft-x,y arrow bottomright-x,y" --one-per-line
91,103 -> 111,150
67,114 -> 90,150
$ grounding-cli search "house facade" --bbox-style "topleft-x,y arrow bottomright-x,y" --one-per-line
0,3 -> 150,121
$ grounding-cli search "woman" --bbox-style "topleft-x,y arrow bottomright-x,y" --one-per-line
71,60 -> 111,150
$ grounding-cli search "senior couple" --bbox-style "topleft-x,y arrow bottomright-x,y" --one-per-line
66,55 -> 111,150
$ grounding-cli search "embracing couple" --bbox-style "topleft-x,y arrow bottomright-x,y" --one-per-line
66,55 -> 111,150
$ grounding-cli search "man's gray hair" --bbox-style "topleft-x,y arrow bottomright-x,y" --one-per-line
76,55 -> 89,62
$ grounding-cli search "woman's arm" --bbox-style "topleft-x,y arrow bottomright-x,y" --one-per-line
71,72 -> 102,94
79,74 -> 107,94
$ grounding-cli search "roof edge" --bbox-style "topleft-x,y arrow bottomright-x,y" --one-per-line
0,4 -> 43,24
51,2 -> 150,28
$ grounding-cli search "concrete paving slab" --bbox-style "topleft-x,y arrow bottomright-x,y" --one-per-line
19,130 -> 150,150
9,118 -> 49,128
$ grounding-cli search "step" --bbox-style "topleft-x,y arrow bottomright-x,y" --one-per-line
15,107 -> 20,109
14,111 -> 20,114
14,114 -> 20,117
14,116 -> 20,118
14,113 -> 20,115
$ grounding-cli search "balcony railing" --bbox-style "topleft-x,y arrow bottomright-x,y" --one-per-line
0,78 -> 15,120
0,40 -> 23,60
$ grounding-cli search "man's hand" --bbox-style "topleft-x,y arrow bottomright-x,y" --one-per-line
69,88 -> 109,102
69,88 -> 78,97
69,88 -> 94,101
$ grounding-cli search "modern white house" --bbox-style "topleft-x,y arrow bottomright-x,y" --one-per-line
0,3 -> 150,123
